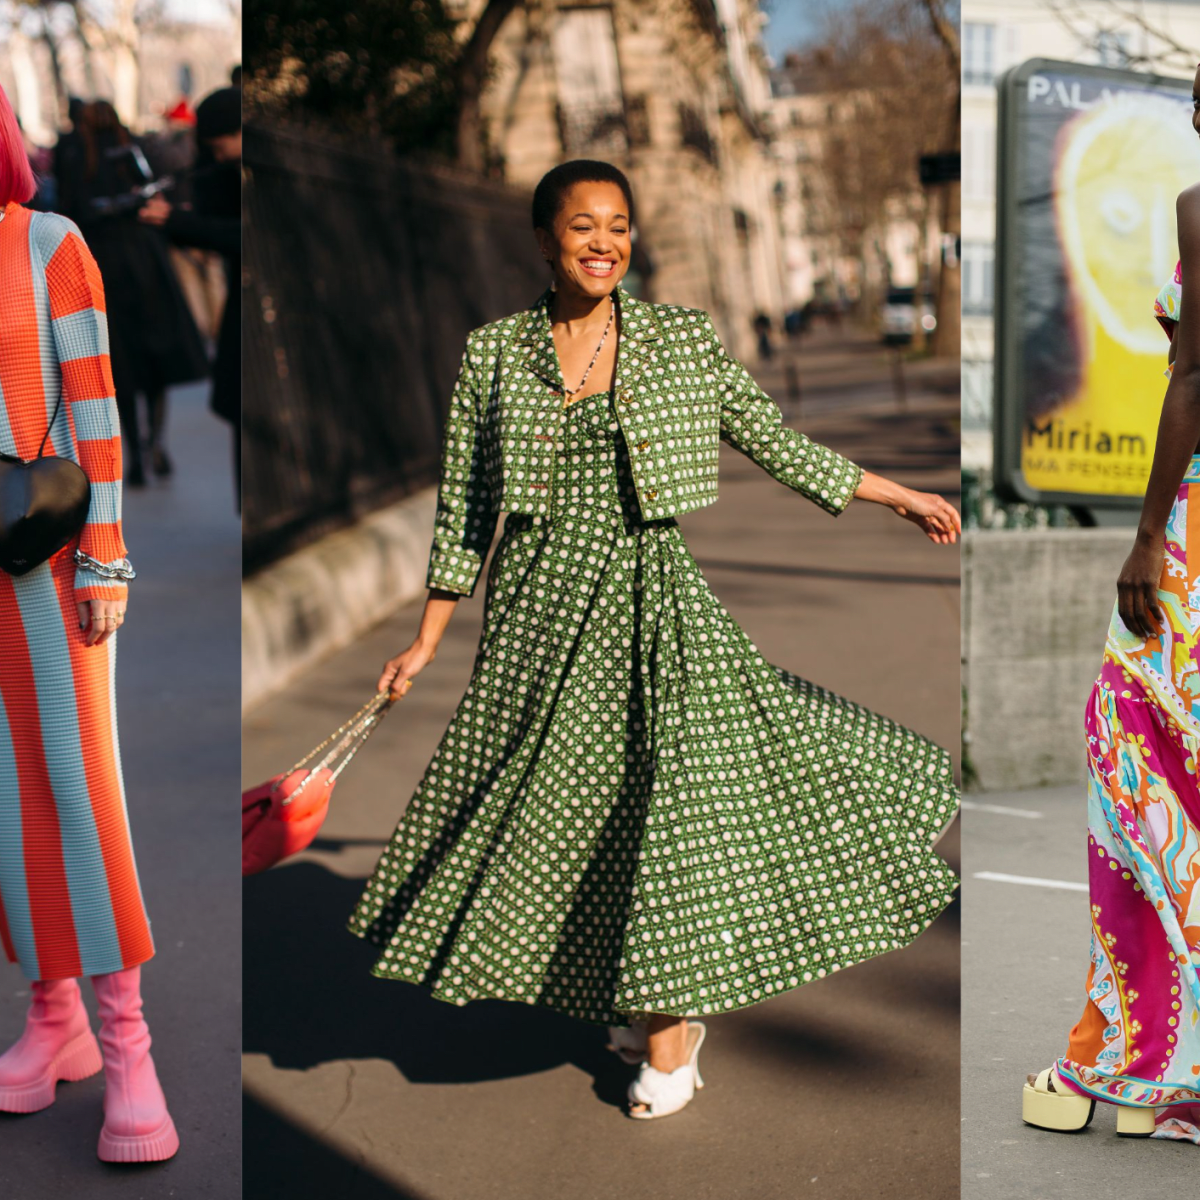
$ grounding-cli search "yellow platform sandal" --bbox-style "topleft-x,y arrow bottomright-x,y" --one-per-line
1023,1065 -> 1159,1137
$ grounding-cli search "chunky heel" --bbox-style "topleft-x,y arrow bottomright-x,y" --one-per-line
1022,1066 -> 1095,1132
55,1030 -> 104,1082
1116,1105 -> 1158,1138
0,979 -> 101,1114
92,966 -> 180,1163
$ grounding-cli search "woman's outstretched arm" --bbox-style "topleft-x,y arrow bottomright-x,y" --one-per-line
1118,183 -> 1200,639
853,470 -> 961,545
707,313 -> 959,544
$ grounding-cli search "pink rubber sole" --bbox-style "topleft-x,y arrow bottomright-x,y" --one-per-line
97,1113 -> 180,1163
0,1031 -> 104,1114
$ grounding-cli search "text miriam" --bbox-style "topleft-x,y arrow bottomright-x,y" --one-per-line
1024,419 -> 1146,456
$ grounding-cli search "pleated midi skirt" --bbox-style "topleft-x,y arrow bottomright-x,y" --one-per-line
0,545 -> 153,981
348,387 -> 958,1026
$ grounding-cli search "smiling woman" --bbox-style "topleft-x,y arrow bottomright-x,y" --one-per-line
345,158 -> 962,1121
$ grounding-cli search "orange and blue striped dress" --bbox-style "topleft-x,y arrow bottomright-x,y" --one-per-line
0,200 -> 153,981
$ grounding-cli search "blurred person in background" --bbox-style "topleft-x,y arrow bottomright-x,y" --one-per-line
0,80 -> 180,1165
52,97 -> 86,194
753,310 -> 773,361
143,99 -> 228,361
58,100 -> 208,487
139,86 -> 241,506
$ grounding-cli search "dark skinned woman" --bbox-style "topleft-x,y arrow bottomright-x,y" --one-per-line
1022,67 -> 1200,1144
348,160 -> 962,1119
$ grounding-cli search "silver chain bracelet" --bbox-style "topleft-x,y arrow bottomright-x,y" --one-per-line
73,549 -> 137,581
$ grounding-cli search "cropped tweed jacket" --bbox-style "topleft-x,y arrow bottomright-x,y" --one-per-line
425,284 -> 864,596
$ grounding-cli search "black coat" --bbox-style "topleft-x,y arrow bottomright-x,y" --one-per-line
163,160 -> 239,425
57,132 -> 209,400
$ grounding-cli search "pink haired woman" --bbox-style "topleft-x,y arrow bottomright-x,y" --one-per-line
0,85 -> 178,1163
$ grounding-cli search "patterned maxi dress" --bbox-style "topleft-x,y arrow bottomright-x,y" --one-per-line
0,202 -> 153,982
1056,265 -> 1200,1143
347,365 -> 959,1026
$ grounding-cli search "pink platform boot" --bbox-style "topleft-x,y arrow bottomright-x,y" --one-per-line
0,977 -> 104,1113
91,965 -> 180,1162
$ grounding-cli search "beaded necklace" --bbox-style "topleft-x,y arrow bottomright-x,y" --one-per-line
558,294 -> 615,407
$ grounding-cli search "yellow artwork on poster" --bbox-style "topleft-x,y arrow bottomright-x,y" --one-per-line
1021,92 -> 1199,495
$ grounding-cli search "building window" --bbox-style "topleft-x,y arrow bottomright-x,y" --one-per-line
962,360 -> 994,429
679,102 -> 717,164
963,23 -> 996,87
962,241 -> 995,315
1094,31 -> 1131,68
552,7 -> 628,157
963,125 -> 996,201
626,94 -> 650,147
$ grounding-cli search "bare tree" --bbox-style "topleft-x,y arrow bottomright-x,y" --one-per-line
11,1 -> 68,114
784,0 -> 959,351
919,0 -> 960,358
455,0 -> 523,172
73,0 -> 147,124
1047,0 -> 1200,74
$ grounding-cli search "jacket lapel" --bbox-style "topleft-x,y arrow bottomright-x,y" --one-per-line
515,286 -> 565,391
612,285 -> 663,400
513,284 -> 662,396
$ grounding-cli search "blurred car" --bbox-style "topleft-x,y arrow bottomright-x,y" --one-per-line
880,286 -> 937,344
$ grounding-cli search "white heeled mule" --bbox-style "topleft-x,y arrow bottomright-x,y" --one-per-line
627,1021 -> 706,1120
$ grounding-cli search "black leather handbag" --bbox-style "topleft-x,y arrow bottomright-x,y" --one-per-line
0,392 -> 91,576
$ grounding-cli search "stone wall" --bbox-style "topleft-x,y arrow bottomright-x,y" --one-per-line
962,528 -> 1132,791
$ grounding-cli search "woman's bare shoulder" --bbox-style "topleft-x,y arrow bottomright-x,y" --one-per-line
1177,182 -> 1200,218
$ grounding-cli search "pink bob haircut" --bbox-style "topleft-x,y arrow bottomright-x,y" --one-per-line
0,83 -> 36,206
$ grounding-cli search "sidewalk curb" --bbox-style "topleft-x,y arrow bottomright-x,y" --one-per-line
242,489 -> 436,712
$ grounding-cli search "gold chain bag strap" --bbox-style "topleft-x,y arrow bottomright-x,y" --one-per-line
276,691 -> 396,805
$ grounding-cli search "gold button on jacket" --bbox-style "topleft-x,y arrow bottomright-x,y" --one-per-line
425,285 -> 864,597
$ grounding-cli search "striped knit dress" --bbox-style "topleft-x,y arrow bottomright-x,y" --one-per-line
0,200 -> 153,982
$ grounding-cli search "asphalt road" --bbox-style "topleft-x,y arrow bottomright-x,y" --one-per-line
962,788 -> 1198,1197
0,383 -> 242,1197
242,329 -> 963,1200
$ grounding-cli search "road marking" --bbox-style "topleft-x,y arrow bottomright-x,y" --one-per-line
961,801 -> 1043,819
973,871 -> 1088,892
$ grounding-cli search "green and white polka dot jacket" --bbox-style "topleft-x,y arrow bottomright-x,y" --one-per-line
426,285 -> 864,596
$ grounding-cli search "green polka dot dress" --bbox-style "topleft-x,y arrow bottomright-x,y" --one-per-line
347,386 -> 959,1026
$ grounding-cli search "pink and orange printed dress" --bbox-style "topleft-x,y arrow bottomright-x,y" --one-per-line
0,201 -> 153,982
1056,262 -> 1200,1144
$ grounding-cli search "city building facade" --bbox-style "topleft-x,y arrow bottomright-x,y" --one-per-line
458,0 -> 785,358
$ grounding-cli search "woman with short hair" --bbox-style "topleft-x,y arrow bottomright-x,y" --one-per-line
349,159 -> 961,1119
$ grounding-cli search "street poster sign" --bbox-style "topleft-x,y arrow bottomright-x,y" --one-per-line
994,59 -> 1200,506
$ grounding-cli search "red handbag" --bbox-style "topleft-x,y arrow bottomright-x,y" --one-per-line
242,692 -> 394,876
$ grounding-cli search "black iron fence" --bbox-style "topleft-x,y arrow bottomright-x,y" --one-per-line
242,123 -> 546,573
